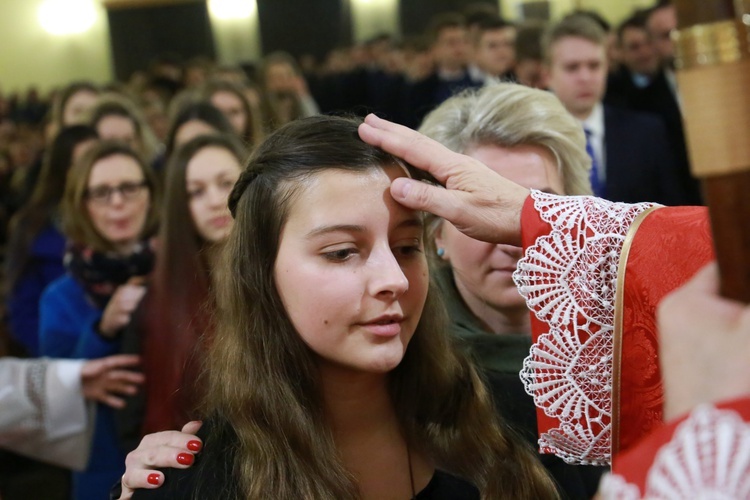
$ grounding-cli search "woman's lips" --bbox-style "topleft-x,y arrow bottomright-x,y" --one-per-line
359,315 -> 404,337
210,216 -> 232,228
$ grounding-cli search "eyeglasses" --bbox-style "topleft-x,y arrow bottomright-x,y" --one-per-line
85,180 -> 148,205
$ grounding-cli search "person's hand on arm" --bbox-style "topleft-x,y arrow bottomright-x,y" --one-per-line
118,421 -> 203,500
81,354 -> 144,409
99,278 -> 147,338
658,262 -> 750,421
357,114 -> 529,246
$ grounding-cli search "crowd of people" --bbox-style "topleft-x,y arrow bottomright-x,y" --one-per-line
3,1 -> 745,499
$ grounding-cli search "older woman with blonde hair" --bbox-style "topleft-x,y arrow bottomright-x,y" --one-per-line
418,82 -> 603,497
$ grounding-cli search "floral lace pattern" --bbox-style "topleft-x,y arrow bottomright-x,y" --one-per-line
598,473 -> 640,500
597,405 -> 750,499
513,191 -> 655,464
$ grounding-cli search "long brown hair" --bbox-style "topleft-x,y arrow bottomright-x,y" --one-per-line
140,134 -> 247,434
5,125 -> 98,292
200,116 -> 558,499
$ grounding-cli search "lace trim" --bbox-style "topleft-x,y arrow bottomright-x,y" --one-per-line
25,359 -> 48,433
598,473 -> 641,500
513,190 -> 655,464
597,405 -> 750,499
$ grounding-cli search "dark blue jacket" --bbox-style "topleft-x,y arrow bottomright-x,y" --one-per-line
39,275 -> 125,500
7,224 -> 66,355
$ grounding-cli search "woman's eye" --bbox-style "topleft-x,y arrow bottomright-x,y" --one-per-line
323,248 -> 357,262
395,245 -> 422,258
393,239 -> 423,258
188,188 -> 204,199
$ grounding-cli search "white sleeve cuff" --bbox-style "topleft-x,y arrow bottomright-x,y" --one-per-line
45,359 -> 88,440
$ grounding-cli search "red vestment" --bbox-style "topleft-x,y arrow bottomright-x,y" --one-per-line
514,191 -> 750,496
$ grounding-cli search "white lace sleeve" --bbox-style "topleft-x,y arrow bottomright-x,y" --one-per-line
512,190 -> 656,465
597,405 -> 750,499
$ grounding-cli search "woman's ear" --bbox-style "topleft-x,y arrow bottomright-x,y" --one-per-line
433,221 -> 450,262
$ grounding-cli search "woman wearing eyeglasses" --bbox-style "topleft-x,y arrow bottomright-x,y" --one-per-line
38,141 -> 160,500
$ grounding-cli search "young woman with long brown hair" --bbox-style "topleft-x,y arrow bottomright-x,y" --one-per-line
117,134 -> 245,448
122,116 -> 557,499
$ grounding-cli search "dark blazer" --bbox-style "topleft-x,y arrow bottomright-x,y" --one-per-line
603,104 -> 686,206
605,68 -> 702,205
402,70 -> 482,129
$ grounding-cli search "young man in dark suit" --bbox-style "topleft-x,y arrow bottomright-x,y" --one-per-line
543,14 -> 691,206
605,8 -> 702,205
402,13 -> 483,128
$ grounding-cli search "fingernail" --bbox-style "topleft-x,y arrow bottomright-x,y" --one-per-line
177,452 -> 194,465
147,473 -> 161,485
392,178 -> 411,199
187,440 -> 202,452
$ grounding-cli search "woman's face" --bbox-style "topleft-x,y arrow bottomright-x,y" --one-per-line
274,166 -> 429,374
86,154 -> 150,251
210,91 -> 247,137
174,119 -> 216,150
435,144 -> 564,314
63,90 -> 98,126
186,146 -> 241,243
96,114 -> 138,151
265,63 -> 296,94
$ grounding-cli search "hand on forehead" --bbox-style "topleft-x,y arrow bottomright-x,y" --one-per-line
357,114 -> 529,246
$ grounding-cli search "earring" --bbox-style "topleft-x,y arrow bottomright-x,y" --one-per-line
436,248 -> 445,257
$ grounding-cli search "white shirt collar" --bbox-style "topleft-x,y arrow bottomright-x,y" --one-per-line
581,103 -> 604,138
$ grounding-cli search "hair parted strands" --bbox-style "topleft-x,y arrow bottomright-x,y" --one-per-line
198,115 -> 558,499
61,141 -> 160,253
419,82 -> 592,197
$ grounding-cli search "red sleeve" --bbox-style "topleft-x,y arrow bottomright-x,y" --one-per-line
601,397 -> 750,497
516,192 -> 711,466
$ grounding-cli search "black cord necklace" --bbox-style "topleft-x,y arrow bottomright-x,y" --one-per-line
407,443 -> 416,499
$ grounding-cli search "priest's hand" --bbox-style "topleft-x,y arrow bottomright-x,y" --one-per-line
80,354 -> 144,409
358,114 -> 529,246
658,262 -> 750,421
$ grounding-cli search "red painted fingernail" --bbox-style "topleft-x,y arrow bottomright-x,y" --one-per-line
147,473 -> 160,485
177,452 -> 194,465
187,440 -> 202,452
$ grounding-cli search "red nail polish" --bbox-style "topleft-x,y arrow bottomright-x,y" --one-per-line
147,473 -> 160,485
187,440 -> 202,452
177,452 -> 194,465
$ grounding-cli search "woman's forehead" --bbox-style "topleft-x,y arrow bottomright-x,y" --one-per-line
283,166 -> 417,227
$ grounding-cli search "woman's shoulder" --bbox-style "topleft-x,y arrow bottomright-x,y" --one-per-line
41,274 -> 83,300
416,470 -> 480,500
30,224 -> 65,256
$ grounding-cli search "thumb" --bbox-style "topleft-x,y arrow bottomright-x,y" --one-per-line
127,276 -> 147,287
390,178 -> 460,221
181,420 -> 203,435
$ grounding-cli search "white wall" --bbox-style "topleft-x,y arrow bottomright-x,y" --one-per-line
0,0 -> 113,94
208,0 -> 263,64
0,0 -> 658,95
350,0 -> 400,43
